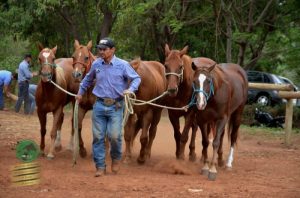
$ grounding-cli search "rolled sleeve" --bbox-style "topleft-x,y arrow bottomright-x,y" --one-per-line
124,62 -> 141,92
78,63 -> 96,95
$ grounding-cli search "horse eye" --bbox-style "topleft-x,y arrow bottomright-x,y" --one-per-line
84,56 -> 89,61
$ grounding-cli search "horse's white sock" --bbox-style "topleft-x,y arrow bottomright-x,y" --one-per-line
55,130 -> 61,147
226,147 -> 234,168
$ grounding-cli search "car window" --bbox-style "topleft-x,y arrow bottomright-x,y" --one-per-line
263,74 -> 271,83
248,72 -> 263,83
271,74 -> 283,84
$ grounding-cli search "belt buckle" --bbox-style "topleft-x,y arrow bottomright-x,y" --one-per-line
103,98 -> 115,106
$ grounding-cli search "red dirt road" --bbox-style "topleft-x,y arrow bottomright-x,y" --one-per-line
1,110 -> 300,197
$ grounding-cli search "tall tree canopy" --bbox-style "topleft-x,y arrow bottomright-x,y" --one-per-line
0,0 -> 299,84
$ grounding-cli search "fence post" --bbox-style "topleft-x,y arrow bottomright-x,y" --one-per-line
285,99 -> 293,146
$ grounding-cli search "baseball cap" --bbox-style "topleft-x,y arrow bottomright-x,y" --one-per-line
96,37 -> 115,49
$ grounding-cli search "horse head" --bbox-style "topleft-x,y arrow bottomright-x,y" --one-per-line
38,44 -> 58,83
192,62 -> 216,110
72,40 -> 94,82
164,44 -> 188,97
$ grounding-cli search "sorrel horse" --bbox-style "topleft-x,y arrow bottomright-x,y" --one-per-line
124,59 -> 167,164
191,61 -> 248,180
36,45 -> 76,159
163,44 -> 216,161
70,40 -> 96,157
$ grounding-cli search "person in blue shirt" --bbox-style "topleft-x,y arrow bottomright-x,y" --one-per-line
15,54 -> 37,114
75,38 -> 141,177
0,70 -> 17,111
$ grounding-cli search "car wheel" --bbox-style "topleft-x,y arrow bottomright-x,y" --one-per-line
256,95 -> 270,106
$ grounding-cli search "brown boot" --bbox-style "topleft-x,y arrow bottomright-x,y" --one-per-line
95,168 -> 106,177
111,160 -> 120,174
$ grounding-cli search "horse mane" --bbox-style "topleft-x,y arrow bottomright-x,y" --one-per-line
211,64 -> 226,91
55,65 -> 66,85
182,54 -> 193,82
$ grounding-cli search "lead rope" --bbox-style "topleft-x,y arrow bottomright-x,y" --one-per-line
49,80 -> 79,166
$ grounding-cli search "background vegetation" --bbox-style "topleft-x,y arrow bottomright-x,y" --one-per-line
0,0 -> 299,85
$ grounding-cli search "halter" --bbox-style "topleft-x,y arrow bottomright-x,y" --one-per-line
40,62 -> 57,81
188,79 -> 214,108
165,65 -> 184,84
72,50 -> 94,77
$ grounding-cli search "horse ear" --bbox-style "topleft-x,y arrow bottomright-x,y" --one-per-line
192,62 -> 197,71
208,63 -> 216,72
74,40 -> 80,49
165,44 -> 171,57
87,40 -> 93,50
37,43 -> 44,51
52,46 -> 58,55
180,46 -> 188,57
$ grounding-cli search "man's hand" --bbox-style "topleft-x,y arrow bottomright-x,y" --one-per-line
32,71 -> 38,77
75,94 -> 83,103
123,89 -> 134,96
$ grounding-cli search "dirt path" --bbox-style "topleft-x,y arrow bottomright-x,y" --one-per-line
0,111 -> 300,198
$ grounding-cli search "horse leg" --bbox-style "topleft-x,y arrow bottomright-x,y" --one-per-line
145,109 -> 162,159
199,123 -> 210,176
47,106 -> 63,159
54,111 -> 64,152
208,118 -> 227,181
68,107 -> 75,151
123,114 -> 137,164
37,109 -> 47,156
137,110 -> 152,164
77,107 -> 88,158
168,112 -> 181,158
226,108 -> 243,169
188,119 -> 197,162
217,126 -> 225,167
178,112 -> 195,160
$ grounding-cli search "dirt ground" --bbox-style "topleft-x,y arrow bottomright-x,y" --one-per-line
0,110 -> 300,198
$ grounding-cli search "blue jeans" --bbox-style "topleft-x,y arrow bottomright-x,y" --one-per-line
92,100 -> 124,170
0,85 -> 4,110
15,81 -> 30,114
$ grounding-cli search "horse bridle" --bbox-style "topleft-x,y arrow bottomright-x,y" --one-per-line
165,64 -> 184,84
72,50 -> 94,77
39,57 -> 58,81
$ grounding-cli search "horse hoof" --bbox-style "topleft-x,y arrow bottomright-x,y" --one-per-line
47,154 -> 55,160
137,157 -> 146,165
189,154 -> 196,162
79,148 -> 87,158
55,145 -> 62,152
208,172 -> 217,181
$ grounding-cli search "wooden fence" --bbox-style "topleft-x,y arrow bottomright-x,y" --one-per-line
248,83 -> 298,146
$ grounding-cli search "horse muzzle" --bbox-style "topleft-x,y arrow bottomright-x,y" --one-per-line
40,71 -> 52,82
72,71 -> 83,81
167,87 -> 178,97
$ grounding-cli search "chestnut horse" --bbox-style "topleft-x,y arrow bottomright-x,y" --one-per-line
36,46 -> 76,159
124,59 -> 167,164
163,44 -> 216,161
69,40 -> 97,157
191,61 -> 248,180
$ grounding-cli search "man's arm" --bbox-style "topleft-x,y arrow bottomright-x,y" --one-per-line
124,62 -> 141,93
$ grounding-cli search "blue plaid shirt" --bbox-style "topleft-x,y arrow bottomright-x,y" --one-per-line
17,60 -> 32,82
78,55 -> 141,99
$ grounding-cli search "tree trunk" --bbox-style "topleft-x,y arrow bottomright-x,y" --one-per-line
96,7 -> 115,44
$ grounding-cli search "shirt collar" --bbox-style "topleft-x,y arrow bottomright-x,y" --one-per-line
101,55 -> 116,66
